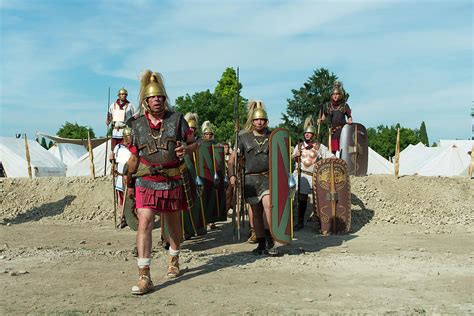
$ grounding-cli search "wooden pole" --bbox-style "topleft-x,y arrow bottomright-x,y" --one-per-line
88,130 -> 96,179
328,127 -> 332,153
289,135 -> 294,240
394,128 -> 400,177
24,134 -> 32,179
104,87 -> 111,176
469,144 -> 474,178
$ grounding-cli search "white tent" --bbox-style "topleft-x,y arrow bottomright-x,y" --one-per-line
368,147 -> 393,174
438,140 -> 473,155
398,142 -> 445,176
0,137 -> 66,177
66,140 -> 112,177
49,143 -> 87,167
417,145 -> 471,177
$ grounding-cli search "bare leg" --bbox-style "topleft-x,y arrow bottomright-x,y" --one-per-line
163,211 -> 183,251
261,194 -> 272,230
248,205 -> 254,228
251,202 -> 264,238
136,208 -> 155,259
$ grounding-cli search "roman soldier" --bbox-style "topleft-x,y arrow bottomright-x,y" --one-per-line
126,70 -> 197,295
184,112 -> 199,138
106,87 -> 137,159
292,117 -> 334,231
201,121 -> 215,141
319,81 -> 353,155
113,127 -> 132,229
228,100 -> 278,255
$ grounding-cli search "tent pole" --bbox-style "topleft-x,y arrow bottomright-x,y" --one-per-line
24,134 -> 33,179
88,130 -> 96,179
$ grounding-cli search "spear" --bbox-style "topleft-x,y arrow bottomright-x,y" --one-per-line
233,67 -> 241,241
104,87 -> 111,176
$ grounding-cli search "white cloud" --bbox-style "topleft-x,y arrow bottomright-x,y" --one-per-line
0,0 -> 472,144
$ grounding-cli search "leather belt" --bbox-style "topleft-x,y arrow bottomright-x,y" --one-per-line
134,162 -> 184,178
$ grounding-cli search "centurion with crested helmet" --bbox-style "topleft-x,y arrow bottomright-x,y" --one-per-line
125,69 -> 198,295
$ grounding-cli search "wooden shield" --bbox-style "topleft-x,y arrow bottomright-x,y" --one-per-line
269,128 -> 292,244
123,195 -> 138,231
312,158 -> 351,234
339,123 -> 368,176
197,141 -> 227,224
182,154 -> 207,236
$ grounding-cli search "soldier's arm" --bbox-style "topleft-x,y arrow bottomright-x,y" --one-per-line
227,151 -> 237,185
345,104 -> 352,124
126,154 -> 138,197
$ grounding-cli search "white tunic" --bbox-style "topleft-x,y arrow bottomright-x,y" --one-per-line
108,101 -> 137,139
113,143 -> 131,191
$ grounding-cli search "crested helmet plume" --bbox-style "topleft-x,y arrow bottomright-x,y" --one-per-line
184,112 -> 199,129
303,116 -> 316,134
138,69 -> 169,113
245,100 -> 268,130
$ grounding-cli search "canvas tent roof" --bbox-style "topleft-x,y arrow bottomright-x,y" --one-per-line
37,132 -> 108,149
66,140 -> 112,177
49,143 -> 87,167
438,140 -> 473,155
0,137 -> 66,177
368,147 -> 393,175
398,142 -> 445,176
417,145 -> 471,177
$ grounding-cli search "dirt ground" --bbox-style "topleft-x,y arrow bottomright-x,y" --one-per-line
0,175 -> 473,314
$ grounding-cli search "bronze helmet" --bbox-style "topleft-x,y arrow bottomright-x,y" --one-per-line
143,75 -> 166,99
118,88 -> 128,96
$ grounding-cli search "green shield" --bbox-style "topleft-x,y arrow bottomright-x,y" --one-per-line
182,154 -> 207,236
197,141 -> 227,224
269,128 -> 292,244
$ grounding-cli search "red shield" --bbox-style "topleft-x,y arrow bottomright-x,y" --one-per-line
312,158 -> 351,234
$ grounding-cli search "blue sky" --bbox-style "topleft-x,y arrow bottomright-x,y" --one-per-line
0,0 -> 472,144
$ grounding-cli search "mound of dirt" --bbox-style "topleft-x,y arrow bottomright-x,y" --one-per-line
1,175 -> 472,233
1,175 -> 473,314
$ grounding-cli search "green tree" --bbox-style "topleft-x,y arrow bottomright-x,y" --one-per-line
175,67 -> 247,143
419,121 -> 429,146
368,124 -> 421,159
280,68 -> 346,145
57,122 -> 95,139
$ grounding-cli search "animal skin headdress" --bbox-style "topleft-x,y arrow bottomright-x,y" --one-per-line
201,120 -> 214,134
138,70 -> 170,113
245,100 -> 268,131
